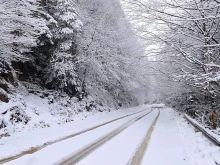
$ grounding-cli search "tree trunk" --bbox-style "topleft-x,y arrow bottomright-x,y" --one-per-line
200,0 -> 217,129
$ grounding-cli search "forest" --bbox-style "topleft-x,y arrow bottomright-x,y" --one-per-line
0,0 -> 220,165
124,0 -> 220,130
0,0 -> 149,135
0,0 -> 219,144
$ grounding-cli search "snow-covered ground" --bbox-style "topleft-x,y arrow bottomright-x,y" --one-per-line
0,91 -> 111,138
177,114 -> 220,165
142,108 -> 185,165
0,104 -> 150,161
1,105 -> 220,165
185,115 -> 220,143
3,107 -> 151,165
142,108 -> 220,165
77,109 -> 159,165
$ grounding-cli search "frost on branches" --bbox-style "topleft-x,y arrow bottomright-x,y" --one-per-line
0,0 -> 147,135
77,0 -> 145,107
124,0 -> 220,131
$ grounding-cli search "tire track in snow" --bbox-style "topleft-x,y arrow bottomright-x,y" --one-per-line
53,110 -> 153,165
127,109 -> 160,165
0,108 -> 149,164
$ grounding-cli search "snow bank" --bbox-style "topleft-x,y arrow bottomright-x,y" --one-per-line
149,103 -> 165,108
176,113 -> 220,165
188,132 -> 220,165
0,90 -> 109,138
185,115 -> 220,145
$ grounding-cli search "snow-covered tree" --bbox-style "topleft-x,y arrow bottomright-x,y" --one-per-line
123,0 -> 220,128
76,0 -> 146,107
0,0 -> 147,109
41,0 -> 83,96
0,0 -> 54,97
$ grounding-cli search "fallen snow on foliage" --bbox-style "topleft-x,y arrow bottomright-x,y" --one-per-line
0,91 -> 108,137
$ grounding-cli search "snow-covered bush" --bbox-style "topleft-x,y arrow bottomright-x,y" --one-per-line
42,0 -> 83,96
1,106 -> 30,126
0,104 -> 30,137
0,0 -> 51,82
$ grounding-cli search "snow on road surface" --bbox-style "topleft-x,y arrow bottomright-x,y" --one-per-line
0,105 -> 149,160
3,108 -> 151,165
142,108 -> 186,165
76,109 -> 159,165
2,105 -> 219,165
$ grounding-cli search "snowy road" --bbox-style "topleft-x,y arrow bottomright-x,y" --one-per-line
142,109 -> 185,165
3,106 -> 189,165
0,106 -> 150,163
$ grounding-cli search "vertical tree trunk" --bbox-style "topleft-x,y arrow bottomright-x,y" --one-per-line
200,0 -> 217,129
81,68 -> 87,99
209,82 -> 217,129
